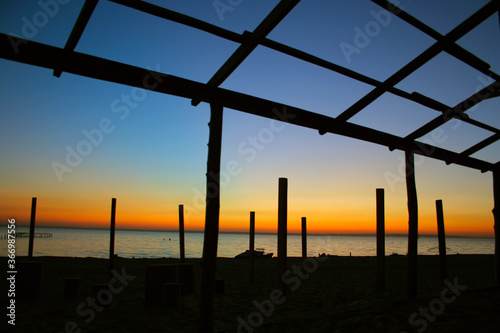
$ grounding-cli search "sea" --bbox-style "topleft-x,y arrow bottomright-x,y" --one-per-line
0,226 -> 495,259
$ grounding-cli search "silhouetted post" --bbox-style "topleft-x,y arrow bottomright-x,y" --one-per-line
493,169 -> 500,286
405,151 -> 418,299
435,199 -> 448,283
109,198 -> 116,275
179,204 -> 185,263
277,178 -> 288,293
376,188 -> 385,292
301,217 -> 307,259
249,211 -> 255,282
28,197 -> 37,258
199,104 -> 223,333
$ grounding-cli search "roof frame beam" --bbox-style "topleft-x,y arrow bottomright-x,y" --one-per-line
0,33 -> 494,172
372,0 -> 500,82
336,0 -> 498,122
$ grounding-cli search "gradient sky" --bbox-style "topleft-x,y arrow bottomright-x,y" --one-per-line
0,0 -> 499,236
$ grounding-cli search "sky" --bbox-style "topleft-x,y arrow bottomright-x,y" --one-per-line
0,0 -> 499,236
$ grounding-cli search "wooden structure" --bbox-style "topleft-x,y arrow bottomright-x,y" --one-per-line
28,197 -> 37,258
435,199 -> 448,283
376,189 -> 385,292
179,204 -> 186,263
1,0 -> 499,331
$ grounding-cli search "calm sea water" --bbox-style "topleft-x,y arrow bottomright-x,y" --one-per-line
0,227 -> 494,259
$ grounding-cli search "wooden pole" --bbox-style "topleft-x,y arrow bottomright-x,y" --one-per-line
199,104 -> 223,333
277,177 -> 288,293
249,211 -> 255,283
179,204 -> 185,263
405,151 -> 418,299
109,198 -> 116,275
493,169 -> 500,286
435,199 -> 448,283
301,217 -> 307,259
28,197 -> 37,258
376,188 -> 385,292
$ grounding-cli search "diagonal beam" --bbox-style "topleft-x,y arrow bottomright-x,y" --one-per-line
54,0 -> 98,77
461,133 -> 500,157
109,0 -> 244,44
109,0 -> 499,127
406,80 -> 500,140
336,0 -> 498,122
0,33 -> 495,171
192,0 -> 300,105
372,0 -> 500,81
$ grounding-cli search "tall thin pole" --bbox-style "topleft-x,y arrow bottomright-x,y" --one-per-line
249,211 -> 255,283
109,198 -> 116,275
301,217 -> 307,259
277,177 -> 288,293
179,204 -> 185,263
405,151 -> 418,299
199,104 -> 223,333
376,188 -> 385,292
493,169 -> 500,286
28,197 -> 37,258
436,199 -> 448,283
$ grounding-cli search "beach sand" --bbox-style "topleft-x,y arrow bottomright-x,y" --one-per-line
3,254 -> 499,332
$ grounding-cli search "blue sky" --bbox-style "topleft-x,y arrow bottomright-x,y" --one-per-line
0,0 -> 499,235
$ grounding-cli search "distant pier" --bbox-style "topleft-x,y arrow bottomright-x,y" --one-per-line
1,232 -> 52,239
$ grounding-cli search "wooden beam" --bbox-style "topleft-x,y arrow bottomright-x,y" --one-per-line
336,0 -> 498,121
192,0 -> 300,105
376,188 -> 385,292
0,34 -> 495,172
179,204 -> 185,263
199,104 -> 224,333
371,0 -> 498,80
249,211 -> 255,283
405,151 -> 418,299
301,217 -> 307,259
493,169 -> 500,286
109,198 -> 117,275
277,178 -> 288,293
435,199 -> 448,283
54,0 -> 98,77
28,197 -> 37,258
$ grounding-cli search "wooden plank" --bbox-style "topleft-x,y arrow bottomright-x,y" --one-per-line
179,204 -> 185,263
0,33 -> 495,172
198,104 -> 224,333
336,0 -> 497,122
277,178 -> 288,293
406,151 -> 418,299
376,188 -> 385,292
249,211 -> 255,283
109,198 -> 117,275
494,169 -> 500,286
436,199 -> 448,283
28,197 -> 37,258
302,217 -> 307,259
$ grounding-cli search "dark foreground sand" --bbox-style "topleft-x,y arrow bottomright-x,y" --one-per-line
2,255 -> 499,332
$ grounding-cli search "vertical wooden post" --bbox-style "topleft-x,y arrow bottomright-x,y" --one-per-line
179,204 -> 185,263
277,177 -> 288,293
249,211 -> 255,283
435,199 -> 448,283
405,151 -> 418,299
109,198 -> 116,275
301,217 -> 307,259
376,188 -> 385,292
28,197 -> 37,258
493,169 -> 500,286
199,104 -> 223,333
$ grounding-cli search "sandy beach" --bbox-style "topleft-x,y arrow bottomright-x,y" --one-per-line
3,254 -> 499,332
